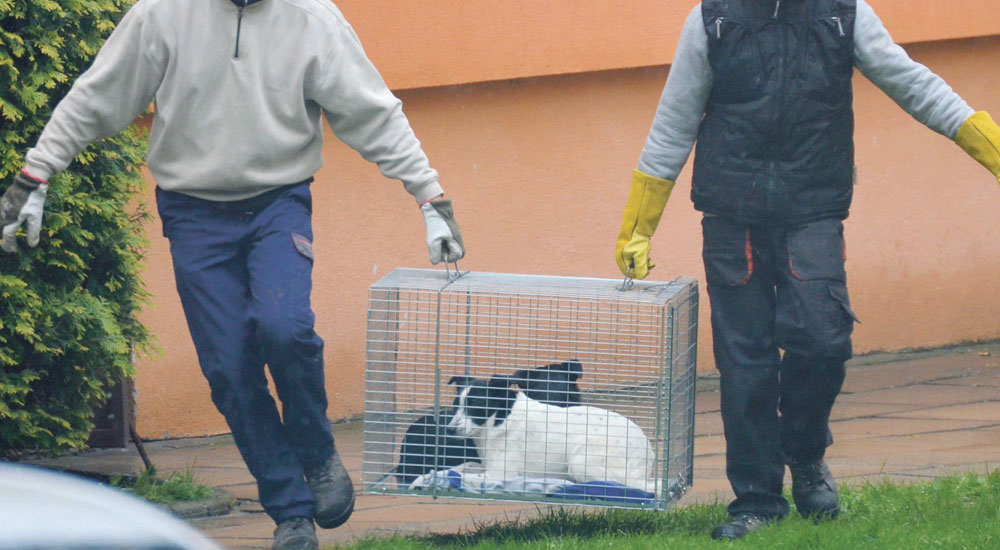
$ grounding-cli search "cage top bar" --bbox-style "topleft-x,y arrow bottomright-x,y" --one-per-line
370,268 -> 696,305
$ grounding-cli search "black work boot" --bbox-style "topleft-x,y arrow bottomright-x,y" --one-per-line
273,518 -> 317,550
711,513 -> 770,540
305,450 -> 355,529
789,459 -> 840,520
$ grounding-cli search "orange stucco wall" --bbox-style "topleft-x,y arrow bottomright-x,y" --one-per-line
132,3 -> 1000,438
332,0 -> 1000,89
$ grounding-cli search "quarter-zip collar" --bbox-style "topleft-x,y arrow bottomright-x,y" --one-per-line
229,0 -> 266,59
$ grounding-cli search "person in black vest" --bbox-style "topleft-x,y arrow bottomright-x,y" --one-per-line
615,0 -> 1000,540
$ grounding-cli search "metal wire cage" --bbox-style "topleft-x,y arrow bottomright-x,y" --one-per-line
363,268 -> 698,510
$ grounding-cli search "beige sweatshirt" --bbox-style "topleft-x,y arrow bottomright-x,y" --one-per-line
24,0 -> 443,203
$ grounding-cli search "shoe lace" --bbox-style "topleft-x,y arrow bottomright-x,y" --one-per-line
279,517 -> 312,535
306,458 -> 332,483
734,512 -> 766,527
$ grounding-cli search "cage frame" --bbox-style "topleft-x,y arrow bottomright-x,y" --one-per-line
362,268 -> 698,511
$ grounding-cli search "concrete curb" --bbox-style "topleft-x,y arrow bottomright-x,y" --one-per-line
166,487 -> 237,519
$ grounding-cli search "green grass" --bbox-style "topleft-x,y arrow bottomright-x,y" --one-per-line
335,471 -> 1000,550
111,468 -> 213,505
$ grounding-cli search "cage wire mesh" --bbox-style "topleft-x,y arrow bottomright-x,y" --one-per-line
363,268 -> 698,510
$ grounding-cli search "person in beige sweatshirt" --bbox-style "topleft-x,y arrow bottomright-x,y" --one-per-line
0,1 -> 464,548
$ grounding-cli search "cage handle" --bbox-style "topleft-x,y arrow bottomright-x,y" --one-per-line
444,260 -> 467,283
620,265 -> 635,291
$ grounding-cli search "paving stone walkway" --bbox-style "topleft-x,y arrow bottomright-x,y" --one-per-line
25,342 -> 1000,549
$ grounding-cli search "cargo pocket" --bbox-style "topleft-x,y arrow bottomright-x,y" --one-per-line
702,216 -> 753,287
786,218 -> 846,282
291,232 -> 314,261
828,283 -> 860,325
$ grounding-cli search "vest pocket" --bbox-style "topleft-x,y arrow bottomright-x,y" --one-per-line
708,18 -> 763,100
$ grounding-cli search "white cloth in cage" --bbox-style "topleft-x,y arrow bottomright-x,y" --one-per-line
409,463 -> 658,505
408,462 -> 573,495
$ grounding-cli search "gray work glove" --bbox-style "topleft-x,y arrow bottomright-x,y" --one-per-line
420,198 -> 465,264
1,171 -> 49,254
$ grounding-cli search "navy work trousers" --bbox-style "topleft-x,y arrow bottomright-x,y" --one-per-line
156,183 -> 335,523
702,215 -> 857,520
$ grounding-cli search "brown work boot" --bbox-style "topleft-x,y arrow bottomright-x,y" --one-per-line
305,450 -> 355,529
789,459 -> 840,520
272,518 -> 317,550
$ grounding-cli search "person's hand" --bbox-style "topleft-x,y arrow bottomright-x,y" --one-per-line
1,170 -> 49,254
620,232 -> 655,280
956,111 -> 1000,185
615,169 -> 674,279
421,197 -> 465,264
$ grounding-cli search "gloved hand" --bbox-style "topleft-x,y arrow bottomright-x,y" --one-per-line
615,169 -> 674,279
421,197 -> 465,264
1,170 -> 49,254
956,110 -> 1000,185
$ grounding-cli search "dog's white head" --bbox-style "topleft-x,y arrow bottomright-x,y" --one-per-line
446,375 -> 518,440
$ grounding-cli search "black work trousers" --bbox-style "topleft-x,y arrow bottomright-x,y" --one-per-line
702,215 -> 858,519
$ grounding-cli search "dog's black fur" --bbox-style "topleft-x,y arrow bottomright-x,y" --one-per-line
391,360 -> 583,485
511,359 -> 583,407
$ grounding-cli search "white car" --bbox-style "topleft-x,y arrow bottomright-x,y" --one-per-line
0,462 -> 222,550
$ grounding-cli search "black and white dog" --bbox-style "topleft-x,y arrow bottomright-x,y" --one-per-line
389,360 -> 583,486
447,374 -> 657,493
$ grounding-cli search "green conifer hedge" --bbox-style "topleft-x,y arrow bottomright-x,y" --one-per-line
1,0 -> 152,453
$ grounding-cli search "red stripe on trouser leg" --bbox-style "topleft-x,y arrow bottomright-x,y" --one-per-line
739,228 -> 754,285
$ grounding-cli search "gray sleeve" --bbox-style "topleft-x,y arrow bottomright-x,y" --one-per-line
24,5 -> 165,181
315,22 -> 442,204
637,5 -> 713,181
854,0 -> 973,139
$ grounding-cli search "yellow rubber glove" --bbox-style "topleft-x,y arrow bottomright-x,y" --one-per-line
956,111 -> 1000,185
615,169 -> 675,279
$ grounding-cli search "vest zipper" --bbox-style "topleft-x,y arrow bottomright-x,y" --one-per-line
716,17 -> 724,39
773,0 -> 781,18
234,5 -> 245,58
831,16 -> 845,37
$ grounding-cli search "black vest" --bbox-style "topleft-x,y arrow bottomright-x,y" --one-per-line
692,0 -> 856,225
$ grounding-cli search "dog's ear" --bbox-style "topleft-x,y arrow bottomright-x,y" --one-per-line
511,369 -> 530,385
448,375 -> 470,388
565,360 -> 583,379
486,375 -> 518,425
